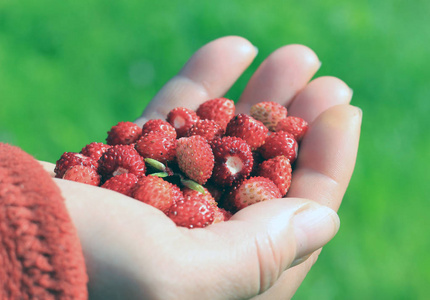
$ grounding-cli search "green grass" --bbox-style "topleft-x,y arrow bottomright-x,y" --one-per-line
1,0 -> 429,298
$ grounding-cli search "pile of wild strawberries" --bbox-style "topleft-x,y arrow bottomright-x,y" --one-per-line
55,98 -> 308,228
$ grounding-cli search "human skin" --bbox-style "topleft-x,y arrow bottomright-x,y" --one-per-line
40,36 -> 361,299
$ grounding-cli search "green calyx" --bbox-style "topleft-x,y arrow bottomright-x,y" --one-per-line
144,158 -> 166,172
181,178 -> 206,194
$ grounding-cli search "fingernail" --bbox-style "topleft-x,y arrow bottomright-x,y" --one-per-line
351,105 -> 362,120
317,60 -> 322,71
292,203 -> 340,260
290,253 -> 312,267
356,106 -> 362,118
349,87 -> 354,98
237,42 -> 258,57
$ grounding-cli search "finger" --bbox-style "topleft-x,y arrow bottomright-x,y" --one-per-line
289,104 -> 362,210
54,179 -> 182,298
38,160 -> 56,177
55,179 -> 338,299
236,44 -> 321,114
252,104 -> 362,299
204,198 -> 340,298
251,249 -> 322,300
135,36 -> 257,125
287,76 -> 353,123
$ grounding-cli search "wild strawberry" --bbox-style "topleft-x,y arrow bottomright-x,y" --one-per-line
250,151 -> 264,176
186,119 -> 224,143
225,114 -> 268,150
182,187 -> 217,206
250,101 -> 288,131
101,173 -> 139,197
217,190 -> 239,214
166,107 -> 199,138
228,176 -> 282,210
204,181 -> 225,203
210,136 -> 253,187
196,98 -> 235,130
98,144 -> 146,180
259,131 -> 298,163
167,195 -> 216,228
106,121 -> 142,145
80,142 -> 111,161
275,116 -> 309,142
142,119 -> 177,140
54,152 -> 98,178
257,156 -> 292,196
135,131 -> 176,164
132,175 -> 184,214
176,136 -> 214,185
213,207 -> 233,223
63,165 -> 101,186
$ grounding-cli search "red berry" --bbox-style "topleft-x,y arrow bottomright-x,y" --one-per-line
275,116 -> 309,142
228,176 -> 282,210
142,119 -> 177,140
250,101 -> 288,131
63,165 -> 101,186
135,131 -> 176,164
98,144 -> 146,180
196,98 -> 235,130
257,155 -> 292,196
211,136 -> 253,187
213,207 -> 233,223
106,121 -> 142,145
250,151 -> 264,176
132,175 -> 183,214
167,195 -> 216,228
176,136 -> 214,185
186,119 -> 224,143
54,152 -> 98,178
166,107 -> 199,138
204,181 -> 225,203
225,114 -> 268,150
259,131 -> 298,163
80,142 -> 111,161
182,187 -> 217,206
101,173 -> 139,197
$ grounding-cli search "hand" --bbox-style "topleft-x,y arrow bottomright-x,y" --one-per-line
42,36 -> 361,299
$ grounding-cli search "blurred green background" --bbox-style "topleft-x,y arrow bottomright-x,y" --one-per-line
1,0 -> 429,298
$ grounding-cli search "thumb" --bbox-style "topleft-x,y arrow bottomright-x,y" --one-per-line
207,198 -> 340,297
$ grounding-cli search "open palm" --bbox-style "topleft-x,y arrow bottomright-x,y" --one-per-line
42,36 -> 361,299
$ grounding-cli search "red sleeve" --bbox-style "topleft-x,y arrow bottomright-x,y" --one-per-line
0,143 -> 88,299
